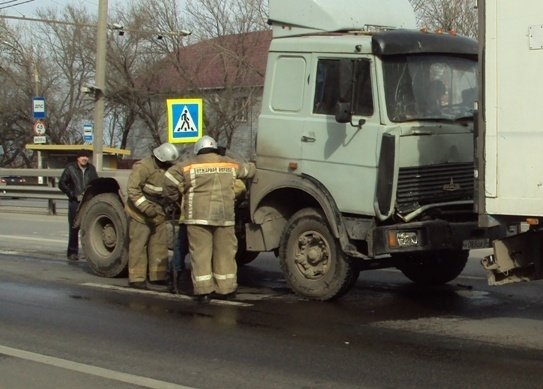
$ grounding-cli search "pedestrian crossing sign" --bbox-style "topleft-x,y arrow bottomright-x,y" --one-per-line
167,98 -> 203,144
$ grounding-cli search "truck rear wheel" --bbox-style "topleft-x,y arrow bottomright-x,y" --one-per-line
80,193 -> 128,277
279,208 -> 357,301
395,250 -> 469,285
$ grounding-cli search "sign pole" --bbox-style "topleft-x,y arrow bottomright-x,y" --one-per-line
33,54 -> 43,184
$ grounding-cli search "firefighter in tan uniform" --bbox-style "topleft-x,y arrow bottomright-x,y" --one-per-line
126,142 -> 179,290
163,136 -> 255,301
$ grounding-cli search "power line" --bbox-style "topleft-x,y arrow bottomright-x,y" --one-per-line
0,0 -> 35,11
0,13 -> 96,28
0,14 -> 191,37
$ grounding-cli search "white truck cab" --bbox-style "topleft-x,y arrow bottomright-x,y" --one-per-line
243,0 -> 502,300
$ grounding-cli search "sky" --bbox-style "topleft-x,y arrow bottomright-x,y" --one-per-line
1,0 -> 124,17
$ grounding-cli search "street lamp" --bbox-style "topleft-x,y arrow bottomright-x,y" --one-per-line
92,0 -> 108,171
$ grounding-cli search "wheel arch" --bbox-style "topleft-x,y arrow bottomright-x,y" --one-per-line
75,177 -> 124,228
248,170 -> 345,251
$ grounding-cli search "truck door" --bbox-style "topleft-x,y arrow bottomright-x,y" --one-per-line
301,57 -> 381,216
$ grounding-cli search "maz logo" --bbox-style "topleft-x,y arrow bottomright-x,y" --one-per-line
443,177 -> 462,192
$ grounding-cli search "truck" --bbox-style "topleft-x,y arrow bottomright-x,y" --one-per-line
72,0 -> 502,300
476,0 -> 543,285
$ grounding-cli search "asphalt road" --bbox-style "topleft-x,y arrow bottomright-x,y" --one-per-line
1,210 -> 542,388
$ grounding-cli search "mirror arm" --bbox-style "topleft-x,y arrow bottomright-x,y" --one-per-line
351,118 -> 366,129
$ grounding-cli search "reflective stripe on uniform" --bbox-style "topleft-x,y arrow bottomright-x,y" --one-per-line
164,171 -> 180,186
188,169 -> 196,219
240,165 -> 248,177
184,219 -> 235,226
213,272 -> 236,280
194,273 -> 213,282
144,183 -> 163,193
134,196 -> 147,207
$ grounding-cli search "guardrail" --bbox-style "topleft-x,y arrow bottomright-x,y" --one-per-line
0,167 -> 131,215
0,168 -> 64,214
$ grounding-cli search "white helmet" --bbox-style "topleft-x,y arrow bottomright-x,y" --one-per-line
194,135 -> 218,155
153,142 -> 179,162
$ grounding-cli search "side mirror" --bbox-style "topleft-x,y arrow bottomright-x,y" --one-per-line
335,101 -> 352,123
335,101 -> 366,129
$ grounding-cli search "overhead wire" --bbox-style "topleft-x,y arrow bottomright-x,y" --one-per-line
0,0 -> 35,11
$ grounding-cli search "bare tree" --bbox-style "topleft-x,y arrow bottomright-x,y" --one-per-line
182,0 -> 269,150
105,0 -> 193,155
410,0 -> 478,38
0,0 -> 271,164
0,20 -> 48,167
35,6 -> 97,144
0,5 -> 97,167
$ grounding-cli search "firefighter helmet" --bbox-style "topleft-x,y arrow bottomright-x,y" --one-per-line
153,142 -> 179,162
194,135 -> 218,155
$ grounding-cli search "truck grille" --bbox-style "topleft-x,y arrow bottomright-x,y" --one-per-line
396,162 -> 474,214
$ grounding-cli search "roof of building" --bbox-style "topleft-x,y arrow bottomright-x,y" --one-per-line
149,30 -> 272,93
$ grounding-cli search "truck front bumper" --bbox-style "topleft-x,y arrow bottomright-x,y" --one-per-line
371,219 -> 505,256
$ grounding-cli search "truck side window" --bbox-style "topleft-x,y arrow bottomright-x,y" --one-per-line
313,59 -> 373,116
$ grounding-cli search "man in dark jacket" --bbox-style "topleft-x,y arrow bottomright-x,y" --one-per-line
59,149 -> 98,261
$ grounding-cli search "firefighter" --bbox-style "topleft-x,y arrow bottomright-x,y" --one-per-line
125,142 -> 179,291
163,136 -> 255,302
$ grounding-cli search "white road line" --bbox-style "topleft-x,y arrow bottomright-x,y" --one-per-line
0,235 -> 65,244
81,282 -> 253,307
0,344 -> 195,389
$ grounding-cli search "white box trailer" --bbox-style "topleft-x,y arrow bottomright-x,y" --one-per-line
477,0 -> 543,284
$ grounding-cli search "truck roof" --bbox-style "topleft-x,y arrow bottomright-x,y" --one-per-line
269,30 -> 478,57
268,0 -> 416,38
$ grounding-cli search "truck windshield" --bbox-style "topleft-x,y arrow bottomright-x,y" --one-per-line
382,54 -> 477,122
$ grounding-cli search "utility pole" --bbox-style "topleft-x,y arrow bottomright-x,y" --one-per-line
92,0 -> 108,171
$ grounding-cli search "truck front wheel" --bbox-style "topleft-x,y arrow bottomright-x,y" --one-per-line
80,193 -> 128,277
395,250 -> 469,285
279,208 -> 357,301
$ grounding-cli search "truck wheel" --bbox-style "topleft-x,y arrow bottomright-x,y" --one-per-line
395,250 -> 469,285
80,193 -> 128,277
235,217 -> 259,266
279,208 -> 357,301
236,245 -> 259,266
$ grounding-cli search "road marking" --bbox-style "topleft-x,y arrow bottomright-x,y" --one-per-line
0,344 -> 195,389
81,282 -> 253,307
0,234 -> 65,244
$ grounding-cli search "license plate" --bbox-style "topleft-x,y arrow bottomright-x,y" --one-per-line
462,238 -> 490,250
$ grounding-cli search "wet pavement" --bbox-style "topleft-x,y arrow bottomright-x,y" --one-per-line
1,211 -> 543,388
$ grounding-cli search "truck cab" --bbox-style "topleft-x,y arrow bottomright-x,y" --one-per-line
244,0 -> 498,300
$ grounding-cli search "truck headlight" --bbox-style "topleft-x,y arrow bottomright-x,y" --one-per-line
388,230 -> 419,248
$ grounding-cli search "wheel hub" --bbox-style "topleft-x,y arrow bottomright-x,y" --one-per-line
294,231 -> 330,279
101,223 -> 117,249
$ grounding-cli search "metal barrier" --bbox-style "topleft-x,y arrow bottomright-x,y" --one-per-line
0,168 -> 64,215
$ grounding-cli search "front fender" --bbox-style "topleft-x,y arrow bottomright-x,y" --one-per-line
75,177 -> 124,228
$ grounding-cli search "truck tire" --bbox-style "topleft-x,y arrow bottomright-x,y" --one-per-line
235,214 -> 259,266
279,208 -> 357,301
395,250 -> 469,285
80,193 -> 128,277
236,245 -> 259,266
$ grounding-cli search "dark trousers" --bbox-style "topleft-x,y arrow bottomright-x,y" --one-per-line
67,199 -> 80,256
171,224 -> 188,272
